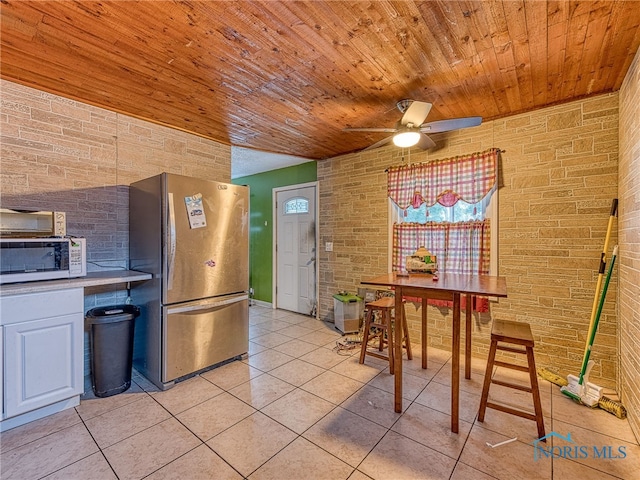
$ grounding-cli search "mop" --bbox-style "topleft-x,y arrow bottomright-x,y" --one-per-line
537,365 -> 627,418
581,199 -> 618,372
538,201 -> 617,385
561,245 -> 618,407
538,199 -> 624,415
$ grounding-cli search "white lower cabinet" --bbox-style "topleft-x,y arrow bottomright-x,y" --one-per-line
1,288 -> 84,431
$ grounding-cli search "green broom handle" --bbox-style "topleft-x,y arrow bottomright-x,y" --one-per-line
579,245 -> 618,385
583,199 -> 618,361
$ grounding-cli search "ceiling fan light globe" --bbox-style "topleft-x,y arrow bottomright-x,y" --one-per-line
393,131 -> 421,148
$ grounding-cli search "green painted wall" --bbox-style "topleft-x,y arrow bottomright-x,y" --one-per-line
233,161 -> 317,303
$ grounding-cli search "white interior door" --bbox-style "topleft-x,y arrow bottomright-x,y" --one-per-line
275,185 -> 317,315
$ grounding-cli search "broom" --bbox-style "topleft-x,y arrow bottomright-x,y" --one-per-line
582,199 -> 618,371
559,245 -> 627,418
538,366 -> 627,419
538,200 -> 625,417
539,199 -> 617,387
561,246 -> 617,406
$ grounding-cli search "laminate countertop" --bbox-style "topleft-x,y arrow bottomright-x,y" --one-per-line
0,270 -> 152,296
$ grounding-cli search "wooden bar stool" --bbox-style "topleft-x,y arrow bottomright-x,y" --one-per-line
359,296 -> 412,374
478,319 -> 546,440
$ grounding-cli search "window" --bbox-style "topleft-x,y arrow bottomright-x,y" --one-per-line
284,197 -> 309,214
387,148 -> 500,277
401,194 -> 490,223
389,190 -> 496,275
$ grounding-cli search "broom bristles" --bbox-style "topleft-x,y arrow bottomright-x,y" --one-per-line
537,367 -> 568,387
598,396 -> 628,419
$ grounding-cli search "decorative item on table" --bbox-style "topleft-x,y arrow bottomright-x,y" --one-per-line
406,245 -> 438,274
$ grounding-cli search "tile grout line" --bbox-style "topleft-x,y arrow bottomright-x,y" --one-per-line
5,310 -> 635,480
137,376 -> 247,480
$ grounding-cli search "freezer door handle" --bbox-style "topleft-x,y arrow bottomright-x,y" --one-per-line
167,192 -> 176,291
166,294 -> 248,315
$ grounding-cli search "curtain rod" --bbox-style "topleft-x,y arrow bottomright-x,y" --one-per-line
384,148 -> 506,172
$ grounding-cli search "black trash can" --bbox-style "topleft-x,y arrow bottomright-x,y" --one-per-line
86,304 -> 140,398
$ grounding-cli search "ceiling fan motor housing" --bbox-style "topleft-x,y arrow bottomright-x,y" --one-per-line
343,98 -> 480,151
396,99 -> 414,113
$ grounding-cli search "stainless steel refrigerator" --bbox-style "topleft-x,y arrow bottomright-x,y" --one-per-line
129,173 -> 249,390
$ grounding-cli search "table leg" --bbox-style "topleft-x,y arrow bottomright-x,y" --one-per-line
465,294 -> 472,380
421,297 -> 427,369
451,292 -> 460,433
394,290 -> 403,413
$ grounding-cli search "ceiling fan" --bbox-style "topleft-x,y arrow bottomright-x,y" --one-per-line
344,99 -> 482,150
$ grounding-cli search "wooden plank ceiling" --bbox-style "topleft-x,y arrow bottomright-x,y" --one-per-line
1,1 -> 639,159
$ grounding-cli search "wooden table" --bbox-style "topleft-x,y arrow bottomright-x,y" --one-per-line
360,272 -> 508,433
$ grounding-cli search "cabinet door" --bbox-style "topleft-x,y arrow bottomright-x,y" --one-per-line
4,313 -> 83,418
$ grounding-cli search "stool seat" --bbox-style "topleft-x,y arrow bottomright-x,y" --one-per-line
367,297 -> 395,309
490,320 -> 534,345
478,319 -> 546,441
359,296 -> 411,373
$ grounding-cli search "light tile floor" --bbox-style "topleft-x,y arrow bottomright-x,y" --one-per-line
1,306 -> 638,479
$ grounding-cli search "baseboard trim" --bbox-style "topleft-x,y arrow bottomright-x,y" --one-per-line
250,299 -> 272,309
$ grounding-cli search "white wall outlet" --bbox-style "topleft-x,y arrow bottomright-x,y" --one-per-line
326,242 -> 333,252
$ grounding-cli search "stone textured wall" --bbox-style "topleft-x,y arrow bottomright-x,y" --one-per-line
618,49 -> 640,441
1,80 -> 231,272
2,79 -> 632,400
318,93 -> 619,388
1,79 -> 232,375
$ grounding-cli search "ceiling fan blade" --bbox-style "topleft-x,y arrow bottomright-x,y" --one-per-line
343,127 -> 397,133
420,116 -> 482,133
417,133 -> 436,150
401,101 -> 432,126
363,136 -> 394,151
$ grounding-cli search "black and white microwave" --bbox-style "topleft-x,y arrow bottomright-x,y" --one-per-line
0,237 -> 87,284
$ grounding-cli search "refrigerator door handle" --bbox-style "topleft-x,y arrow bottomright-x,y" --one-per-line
166,294 -> 249,315
167,192 -> 176,291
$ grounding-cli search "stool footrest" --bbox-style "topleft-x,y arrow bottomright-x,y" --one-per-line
363,350 -> 391,361
485,402 -> 538,422
369,322 -> 388,329
491,378 -> 533,393
496,345 -> 527,355
493,360 -> 529,372
367,330 -> 389,341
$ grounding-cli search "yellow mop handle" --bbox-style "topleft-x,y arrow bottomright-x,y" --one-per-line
583,199 -> 617,361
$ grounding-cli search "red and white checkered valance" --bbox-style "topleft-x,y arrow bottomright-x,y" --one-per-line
387,147 -> 499,208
